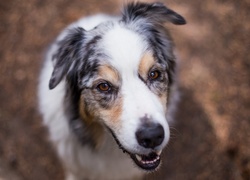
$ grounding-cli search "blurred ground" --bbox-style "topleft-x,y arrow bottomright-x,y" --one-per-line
0,0 -> 249,179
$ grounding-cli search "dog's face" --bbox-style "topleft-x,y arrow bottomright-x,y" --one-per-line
49,2 -> 185,171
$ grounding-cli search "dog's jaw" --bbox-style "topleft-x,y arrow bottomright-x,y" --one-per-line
107,127 -> 163,171
130,152 -> 161,171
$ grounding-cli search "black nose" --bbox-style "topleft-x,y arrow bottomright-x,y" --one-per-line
136,123 -> 164,149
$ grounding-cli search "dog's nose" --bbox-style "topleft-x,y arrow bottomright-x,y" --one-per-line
136,123 -> 164,149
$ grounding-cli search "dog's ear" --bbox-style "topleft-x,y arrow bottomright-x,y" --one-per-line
122,2 -> 186,25
49,27 -> 85,89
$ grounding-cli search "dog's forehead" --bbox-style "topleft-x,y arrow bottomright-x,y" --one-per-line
100,24 -> 148,74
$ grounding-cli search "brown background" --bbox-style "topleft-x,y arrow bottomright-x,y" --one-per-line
0,0 -> 249,179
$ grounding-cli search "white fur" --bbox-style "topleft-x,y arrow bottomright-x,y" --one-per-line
38,14 -> 144,180
101,25 -> 169,154
38,13 -> 177,180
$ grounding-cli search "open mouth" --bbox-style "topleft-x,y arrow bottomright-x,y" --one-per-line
130,151 -> 161,170
107,127 -> 162,170
108,128 -> 161,171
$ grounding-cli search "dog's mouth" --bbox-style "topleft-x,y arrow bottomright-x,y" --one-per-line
107,127 -> 162,171
130,151 -> 161,170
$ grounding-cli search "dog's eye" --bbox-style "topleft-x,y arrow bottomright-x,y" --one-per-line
97,82 -> 111,92
149,70 -> 160,80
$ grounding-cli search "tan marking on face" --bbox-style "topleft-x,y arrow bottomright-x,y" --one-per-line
159,93 -> 168,113
79,95 -> 104,149
101,96 -> 123,130
139,52 -> 169,113
96,64 -> 122,129
98,65 -> 119,84
138,52 -> 155,79
79,93 -> 123,147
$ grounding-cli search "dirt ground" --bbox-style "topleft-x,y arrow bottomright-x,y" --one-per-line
0,0 -> 249,179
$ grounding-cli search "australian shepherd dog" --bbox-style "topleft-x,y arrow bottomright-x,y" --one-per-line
38,2 -> 186,180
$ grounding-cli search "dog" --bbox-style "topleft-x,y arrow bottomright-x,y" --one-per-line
38,2 -> 186,180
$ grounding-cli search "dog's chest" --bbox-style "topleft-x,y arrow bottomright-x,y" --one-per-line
69,132 -> 143,180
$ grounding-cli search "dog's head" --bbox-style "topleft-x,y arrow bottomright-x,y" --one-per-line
49,2 -> 185,171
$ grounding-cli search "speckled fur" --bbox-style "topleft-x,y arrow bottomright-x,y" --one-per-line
38,2 -> 185,180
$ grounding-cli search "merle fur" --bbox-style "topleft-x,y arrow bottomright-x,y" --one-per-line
48,2 -> 186,147
122,2 -> 186,25
122,2 -> 185,86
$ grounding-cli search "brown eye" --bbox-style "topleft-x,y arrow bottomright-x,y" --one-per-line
149,70 -> 160,80
97,82 -> 111,92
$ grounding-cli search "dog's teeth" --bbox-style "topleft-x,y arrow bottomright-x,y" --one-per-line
156,150 -> 162,156
135,154 -> 142,161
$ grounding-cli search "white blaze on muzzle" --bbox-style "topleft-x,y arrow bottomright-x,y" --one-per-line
118,75 -> 170,154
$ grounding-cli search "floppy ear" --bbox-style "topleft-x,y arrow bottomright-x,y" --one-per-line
49,27 -> 85,89
122,2 -> 186,25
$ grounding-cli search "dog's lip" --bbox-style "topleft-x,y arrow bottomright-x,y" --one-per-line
117,142 -> 162,170
107,127 -> 162,170
130,151 -> 161,170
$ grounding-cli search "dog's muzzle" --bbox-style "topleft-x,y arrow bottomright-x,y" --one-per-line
109,122 -> 165,171
130,123 -> 164,170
